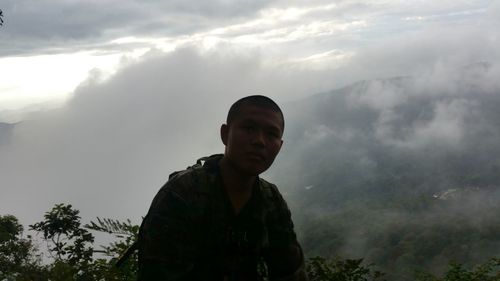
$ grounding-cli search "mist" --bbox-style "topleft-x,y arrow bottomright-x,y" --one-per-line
1,10 -> 500,277
0,45 -> 359,225
270,61 -> 500,278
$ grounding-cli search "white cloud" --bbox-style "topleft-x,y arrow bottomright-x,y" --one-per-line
0,52 -> 124,111
0,46 -> 345,225
410,99 -> 472,147
348,79 -> 409,111
372,91 -> 480,150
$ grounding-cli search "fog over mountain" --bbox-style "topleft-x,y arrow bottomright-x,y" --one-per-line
1,35 -> 499,278
276,62 -> 500,200
0,122 -> 15,146
268,63 -> 500,279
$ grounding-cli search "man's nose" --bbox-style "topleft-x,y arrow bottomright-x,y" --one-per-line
251,130 -> 266,147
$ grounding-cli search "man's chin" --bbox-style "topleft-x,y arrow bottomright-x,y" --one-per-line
240,163 -> 270,176
226,157 -> 270,176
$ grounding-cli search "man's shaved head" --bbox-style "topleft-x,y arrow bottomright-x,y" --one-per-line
226,95 -> 285,131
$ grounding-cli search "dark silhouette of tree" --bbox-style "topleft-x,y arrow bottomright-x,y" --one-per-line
29,204 -> 139,280
0,9 -> 4,26
307,256 -> 385,281
415,258 -> 500,281
85,217 -> 139,280
30,203 -> 95,280
2,204 -> 499,280
0,215 -> 46,279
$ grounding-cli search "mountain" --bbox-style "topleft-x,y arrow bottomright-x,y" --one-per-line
278,73 -> 500,202
271,71 -> 500,280
0,122 -> 15,146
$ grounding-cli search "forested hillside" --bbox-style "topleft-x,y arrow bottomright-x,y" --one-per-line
1,205 -> 498,280
270,64 -> 500,280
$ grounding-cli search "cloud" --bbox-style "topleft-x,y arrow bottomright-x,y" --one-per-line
0,45 -> 344,226
375,99 -> 476,149
3,0 -> 490,58
348,79 -> 409,111
1,0 -> 272,39
413,100 -> 473,146
0,0 -> 274,56
342,59 -> 499,151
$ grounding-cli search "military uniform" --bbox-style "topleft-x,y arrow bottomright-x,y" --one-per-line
138,154 -> 307,281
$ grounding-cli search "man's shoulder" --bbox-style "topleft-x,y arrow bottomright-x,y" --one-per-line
258,177 -> 279,197
159,155 -> 221,199
257,178 -> 295,240
258,178 -> 289,210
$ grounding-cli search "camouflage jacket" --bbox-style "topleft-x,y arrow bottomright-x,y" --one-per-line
138,154 -> 307,281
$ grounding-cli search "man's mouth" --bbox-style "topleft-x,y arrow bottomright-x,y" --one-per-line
247,152 -> 265,161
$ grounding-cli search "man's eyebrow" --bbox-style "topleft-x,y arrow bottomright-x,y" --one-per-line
238,117 -> 282,131
238,118 -> 257,125
266,124 -> 281,131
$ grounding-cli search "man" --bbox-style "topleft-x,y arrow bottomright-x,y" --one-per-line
138,95 -> 307,281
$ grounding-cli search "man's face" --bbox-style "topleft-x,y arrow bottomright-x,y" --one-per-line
221,105 -> 284,176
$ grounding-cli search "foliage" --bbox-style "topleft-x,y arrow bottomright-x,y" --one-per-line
30,204 -> 94,266
0,215 -> 46,280
85,217 -> 139,280
85,217 -> 138,237
1,214 -> 22,243
2,204 -> 499,280
298,195 -> 500,280
30,204 -> 96,280
415,258 -> 500,281
28,204 -> 139,280
306,256 -> 385,281
0,9 -> 3,26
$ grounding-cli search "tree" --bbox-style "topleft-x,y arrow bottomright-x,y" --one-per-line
85,217 -> 140,280
29,204 -> 140,280
0,9 -> 4,26
4,203 -> 500,280
0,215 -> 46,280
306,256 -> 386,281
30,203 -> 95,280
415,258 -> 500,281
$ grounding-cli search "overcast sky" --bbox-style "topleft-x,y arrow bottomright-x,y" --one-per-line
0,0 -> 499,230
1,0 -> 497,113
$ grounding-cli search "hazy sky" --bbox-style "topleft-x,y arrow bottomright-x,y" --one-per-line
1,0 -> 496,113
0,0 -> 499,230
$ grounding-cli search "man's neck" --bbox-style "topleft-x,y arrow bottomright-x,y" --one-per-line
218,156 -> 257,214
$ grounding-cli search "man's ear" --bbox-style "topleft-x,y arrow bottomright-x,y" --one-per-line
278,139 -> 284,152
220,124 -> 229,146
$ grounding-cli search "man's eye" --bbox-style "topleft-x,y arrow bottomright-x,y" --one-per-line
242,125 -> 255,131
267,131 -> 280,138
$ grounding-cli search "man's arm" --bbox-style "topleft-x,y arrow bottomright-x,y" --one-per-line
138,187 -> 197,280
265,192 -> 309,281
265,243 -> 308,281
